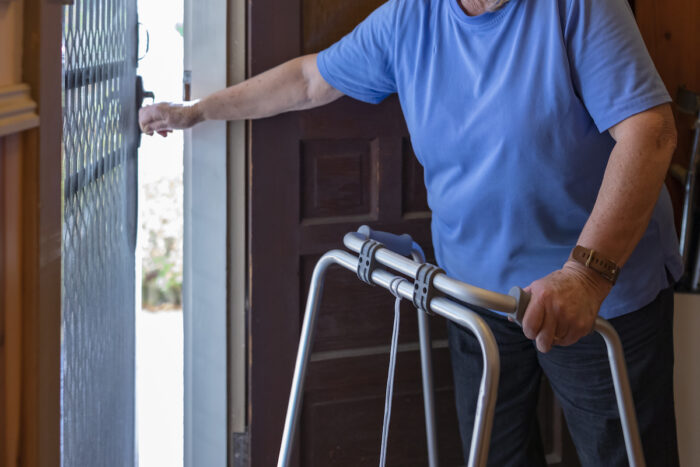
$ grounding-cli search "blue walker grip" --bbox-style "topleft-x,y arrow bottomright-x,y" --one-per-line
357,225 -> 414,257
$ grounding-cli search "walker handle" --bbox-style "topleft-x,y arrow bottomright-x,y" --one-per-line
357,225 -> 414,257
507,287 -> 531,326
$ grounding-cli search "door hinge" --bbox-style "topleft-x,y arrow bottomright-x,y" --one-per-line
231,431 -> 250,467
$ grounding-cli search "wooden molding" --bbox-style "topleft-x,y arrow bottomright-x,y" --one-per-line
0,84 -> 39,138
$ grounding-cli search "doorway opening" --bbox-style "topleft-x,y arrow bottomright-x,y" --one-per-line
135,1 -> 184,466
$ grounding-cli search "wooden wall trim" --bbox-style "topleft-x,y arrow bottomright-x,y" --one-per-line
21,0 -> 63,464
1,136 -> 6,467
1,134 -> 24,467
0,84 -> 39,138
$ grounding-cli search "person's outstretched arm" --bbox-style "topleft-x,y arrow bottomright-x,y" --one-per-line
139,53 -> 343,136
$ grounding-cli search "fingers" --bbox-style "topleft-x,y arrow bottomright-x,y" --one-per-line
139,106 -> 159,132
552,322 -> 571,347
143,129 -> 172,138
535,307 -> 557,353
560,316 -> 594,347
520,268 -> 605,352
139,101 -> 197,135
521,283 -> 574,352
139,104 -> 173,134
143,120 -> 172,135
521,290 -> 545,340
522,290 -> 557,353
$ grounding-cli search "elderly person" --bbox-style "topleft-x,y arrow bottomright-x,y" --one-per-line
140,0 -> 681,464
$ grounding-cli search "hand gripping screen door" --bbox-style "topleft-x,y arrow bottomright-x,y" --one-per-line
61,0 -> 139,465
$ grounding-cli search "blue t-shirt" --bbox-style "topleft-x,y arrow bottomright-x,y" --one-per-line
317,0 -> 682,318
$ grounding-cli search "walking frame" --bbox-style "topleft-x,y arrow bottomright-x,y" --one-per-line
278,227 -> 646,467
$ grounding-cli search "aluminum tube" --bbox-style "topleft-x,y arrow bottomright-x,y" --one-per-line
417,308 -> 439,467
412,250 -> 439,467
344,232 -> 420,276
693,238 -> 700,290
278,251 -> 357,467
282,244 -> 639,467
594,318 -> 646,467
344,232 -> 517,312
679,125 -> 700,267
430,297 -> 500,467
368,269 -> 500,467
280,247 -> 498,467
345,232 -> 644,465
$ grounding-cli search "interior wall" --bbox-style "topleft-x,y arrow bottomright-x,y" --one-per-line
636,0 -> 700,225
0,1 -> 25,465
1,133 -> 23,467
0,0 -> 23,86
1,0 -> 62,465
636,0 -> 700,106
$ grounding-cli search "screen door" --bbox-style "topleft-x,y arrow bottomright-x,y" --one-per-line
61,0 -> 139,464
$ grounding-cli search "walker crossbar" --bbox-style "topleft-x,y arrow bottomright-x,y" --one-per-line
345,232 -> 518,313
278,231 -> 646,467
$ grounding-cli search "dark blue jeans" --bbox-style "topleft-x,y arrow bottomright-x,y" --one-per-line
447,287 -> 679,467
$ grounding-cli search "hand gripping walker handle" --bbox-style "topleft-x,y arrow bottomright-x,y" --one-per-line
358,225 -> 415,257
507,287 -> 531,326
506,286 -> 645,466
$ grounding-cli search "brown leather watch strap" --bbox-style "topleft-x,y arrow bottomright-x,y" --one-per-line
569,245 -> 620,285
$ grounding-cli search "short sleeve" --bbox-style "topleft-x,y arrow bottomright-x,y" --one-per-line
317,0 -> 397,104
564,0 -> 670,132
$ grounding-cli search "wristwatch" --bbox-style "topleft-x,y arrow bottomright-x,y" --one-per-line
569,245 -> 620,285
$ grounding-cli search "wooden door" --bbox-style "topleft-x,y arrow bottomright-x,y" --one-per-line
248,1 -> 463,465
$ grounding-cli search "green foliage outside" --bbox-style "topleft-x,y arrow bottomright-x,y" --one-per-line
142,177 -> 183,310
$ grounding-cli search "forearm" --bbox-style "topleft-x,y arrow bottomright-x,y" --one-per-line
193,54 -> 341,123
523,105 -> 677,352
139,54 -> 343,134
576,104 -> 677,268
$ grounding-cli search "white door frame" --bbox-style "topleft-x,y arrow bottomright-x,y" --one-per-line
183,0 -> 247,464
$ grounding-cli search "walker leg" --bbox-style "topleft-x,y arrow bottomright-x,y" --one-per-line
417,308 -> 439,467
277,254 -> 336,467
411,250 -> 439,467
594,318 -> 646,467
430,298 -> 500,467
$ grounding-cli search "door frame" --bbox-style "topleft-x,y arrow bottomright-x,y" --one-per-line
183,0 -> 249,464
227,0 -> 248,451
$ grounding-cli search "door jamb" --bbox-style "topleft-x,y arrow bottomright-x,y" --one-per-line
227,0 -> 248,450
183,0 -> 231,465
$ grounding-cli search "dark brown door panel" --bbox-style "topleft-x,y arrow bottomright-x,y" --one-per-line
250,0 -> 449,465
301,349 -> 463,466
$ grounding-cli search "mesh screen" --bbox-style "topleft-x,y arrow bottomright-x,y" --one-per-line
61,0 -> 137,465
